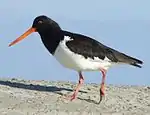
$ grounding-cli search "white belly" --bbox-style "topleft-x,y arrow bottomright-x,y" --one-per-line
54,36 -> 113,71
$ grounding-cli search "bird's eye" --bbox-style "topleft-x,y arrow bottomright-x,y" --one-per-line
38,20 -> 43,24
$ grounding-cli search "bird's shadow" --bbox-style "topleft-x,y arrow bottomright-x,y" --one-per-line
0,80 -> 87,96
77,97 -> 101,105
0,80 -> 102,104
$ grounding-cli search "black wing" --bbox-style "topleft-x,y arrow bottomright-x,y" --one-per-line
63,30 -> 118,62
63,30 -> 143,67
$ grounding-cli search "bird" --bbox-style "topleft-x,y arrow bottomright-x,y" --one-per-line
9,15 -> 143,104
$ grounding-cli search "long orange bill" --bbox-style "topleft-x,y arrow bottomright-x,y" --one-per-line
9,27 -> 36,47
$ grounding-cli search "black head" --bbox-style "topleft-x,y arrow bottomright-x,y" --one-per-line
9,15 -> 62,47
32,15 -> 61,34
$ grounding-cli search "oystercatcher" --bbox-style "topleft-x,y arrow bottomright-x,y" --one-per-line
9,15 -> 143,103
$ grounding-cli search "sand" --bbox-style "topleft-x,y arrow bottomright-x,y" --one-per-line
0,78 -> 149,115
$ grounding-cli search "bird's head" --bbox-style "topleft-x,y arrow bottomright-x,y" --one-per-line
9,15 -> 60,47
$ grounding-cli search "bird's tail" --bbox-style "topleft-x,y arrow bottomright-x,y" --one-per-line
128,56 -> 143,68
118,53 -> 143,68
107,47 -> 144,68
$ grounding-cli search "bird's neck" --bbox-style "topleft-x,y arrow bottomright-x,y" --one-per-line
39,29 -> 63,55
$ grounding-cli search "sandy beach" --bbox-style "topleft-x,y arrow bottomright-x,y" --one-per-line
0,78 -> 149,115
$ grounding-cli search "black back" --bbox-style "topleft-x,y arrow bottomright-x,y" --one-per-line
63,30 -> 118,62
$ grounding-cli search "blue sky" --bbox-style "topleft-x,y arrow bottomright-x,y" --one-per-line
0,0 -> 149,85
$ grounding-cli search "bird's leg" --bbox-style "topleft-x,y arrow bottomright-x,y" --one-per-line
70,72 -> 84,101
98,69 -> 106,104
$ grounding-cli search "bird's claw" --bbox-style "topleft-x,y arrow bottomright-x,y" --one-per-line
58,93 -> 77,101
68,93 -> 77,101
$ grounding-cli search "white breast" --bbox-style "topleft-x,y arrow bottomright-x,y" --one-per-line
54,36 -> 113,71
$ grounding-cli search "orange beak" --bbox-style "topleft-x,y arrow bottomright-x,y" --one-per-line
9,27 -> 36,47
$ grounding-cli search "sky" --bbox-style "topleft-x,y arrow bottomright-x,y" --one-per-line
0,0 -> 149,85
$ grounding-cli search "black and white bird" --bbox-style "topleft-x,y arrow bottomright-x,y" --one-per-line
9,15 -> 143,103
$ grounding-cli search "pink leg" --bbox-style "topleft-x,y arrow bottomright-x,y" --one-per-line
70,72 -> 84,101
98,69 -> 107,104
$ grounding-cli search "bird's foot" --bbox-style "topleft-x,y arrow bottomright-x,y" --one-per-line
70,93 -> 77,101
97,85 -> 105,104
58,92 -> 77,101
64,93 -> 77,101
98,89 -> 105,104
